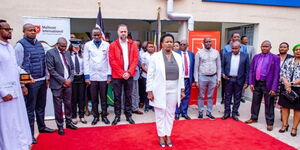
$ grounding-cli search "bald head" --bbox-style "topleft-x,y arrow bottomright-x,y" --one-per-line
23,23 -> 37,39
57,37 -> 67,51
180,40 -> 188,51
261,40 -> 272,54
231,41 -> 241,55
203,37 -> 212,49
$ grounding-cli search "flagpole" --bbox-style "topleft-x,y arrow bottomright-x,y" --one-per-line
98,1 -> 101,7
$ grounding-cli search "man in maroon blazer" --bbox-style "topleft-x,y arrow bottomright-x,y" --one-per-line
245,40 -> 280,131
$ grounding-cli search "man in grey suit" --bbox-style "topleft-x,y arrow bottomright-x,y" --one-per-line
46,37 -> 78,135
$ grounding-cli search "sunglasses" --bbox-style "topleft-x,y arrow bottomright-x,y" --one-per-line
0,28 -> 13,32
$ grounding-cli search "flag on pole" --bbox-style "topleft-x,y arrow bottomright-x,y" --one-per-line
154,7 -> 161,50
96,2 -> 114,105
96,2 -> 106,40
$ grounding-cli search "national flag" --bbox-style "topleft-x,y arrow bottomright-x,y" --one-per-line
96,4 -> 106,40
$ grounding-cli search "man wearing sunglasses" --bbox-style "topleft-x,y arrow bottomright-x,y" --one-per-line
0,19 -> 32,150
15,23 -> 55,144
175,40 -> 195,120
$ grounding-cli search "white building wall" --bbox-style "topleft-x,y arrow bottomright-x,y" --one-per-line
1,0 -> 300,53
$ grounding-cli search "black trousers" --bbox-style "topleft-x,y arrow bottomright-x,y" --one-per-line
224,77 -> 243,115
25,80 -> 47,136
51,86 -> 72,128
90,81 -> 108,118
139,77 -> 149,108
138,77 -> 146,104
71,75 -> 86,118
250,80 -> 275,126
112,78 -> 133,117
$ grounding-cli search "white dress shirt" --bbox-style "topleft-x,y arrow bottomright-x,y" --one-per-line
83,40 -> 111,81
120,39 -> 129,71
141,52 -> 152,78
57,49 -> 69,79
181,51 -> 190,78
229,52 -> 241,76
71,52 -> 84,75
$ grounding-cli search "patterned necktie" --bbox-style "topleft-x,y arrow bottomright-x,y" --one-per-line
74,52 -> 80,74
183,52 -> 188,76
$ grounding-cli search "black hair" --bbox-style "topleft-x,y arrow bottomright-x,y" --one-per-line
68,44 -> 83,58
92,27 -> 102,33
0,19 -> 7,28
174,41 -> 180,45
160,33 -> 174,44
231,32 -> 240,38
279,42 -> 289,49
241,35 -> 247,41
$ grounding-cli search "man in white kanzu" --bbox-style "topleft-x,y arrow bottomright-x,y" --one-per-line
0,20 -> 32,150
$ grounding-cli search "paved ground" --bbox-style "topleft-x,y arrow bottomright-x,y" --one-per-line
35,101 -> 300,149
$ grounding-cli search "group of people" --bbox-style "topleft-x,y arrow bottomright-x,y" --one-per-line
1,18 -> 300,150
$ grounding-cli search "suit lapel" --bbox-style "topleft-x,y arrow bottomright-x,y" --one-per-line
54,48 -> 64,68
228,53 -> 232,75
158,51 -> 166,80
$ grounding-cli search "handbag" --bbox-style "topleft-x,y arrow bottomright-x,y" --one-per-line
282,63 -> 300,103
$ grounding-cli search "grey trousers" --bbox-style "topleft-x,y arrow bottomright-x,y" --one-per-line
198,75 -> 217,114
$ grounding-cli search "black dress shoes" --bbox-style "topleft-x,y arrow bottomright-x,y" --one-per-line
112,116 -> 121,125
126,117 -> 135,124
198,113 -> 203,119
222,113 -> 230,120
39,127 -> 55,133
175,114 -> 180,120
91,118 -> 100,125
182,115 -> 191,120
232,115 -> 239,121
102,117 -> 110,124
58,127 -> 64,135
32,137 -> 37,144
66,123 -> 78,130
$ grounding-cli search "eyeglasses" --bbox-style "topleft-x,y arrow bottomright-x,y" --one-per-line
0,28 -> 13,32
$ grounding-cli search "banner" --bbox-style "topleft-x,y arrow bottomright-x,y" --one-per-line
188,31 -> 221,105
202,0 -> 300,7
23,17 -> 70,119
23,17 -> 70,50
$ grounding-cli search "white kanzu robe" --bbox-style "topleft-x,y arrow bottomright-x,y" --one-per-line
0,41 -> 32,150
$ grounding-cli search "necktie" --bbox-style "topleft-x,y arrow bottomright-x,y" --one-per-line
256,55 -> 264,80
60,51 -> 70,74
183,52 -> 188,76
74,52 -> 80,74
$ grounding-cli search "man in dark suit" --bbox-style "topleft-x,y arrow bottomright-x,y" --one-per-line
175,40 -> 195,120
245,40 -> 280,131
46,37 -> 78,135
221,41 -> 249,121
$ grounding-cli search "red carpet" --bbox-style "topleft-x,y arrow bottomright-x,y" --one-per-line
32,119 -> 296,150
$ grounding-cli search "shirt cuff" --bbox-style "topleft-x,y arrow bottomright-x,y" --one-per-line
84,75 -> 90,79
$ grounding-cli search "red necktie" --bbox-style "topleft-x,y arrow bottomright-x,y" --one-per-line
183,52 -> 188,76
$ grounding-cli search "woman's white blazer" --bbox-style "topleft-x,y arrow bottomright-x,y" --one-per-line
146,50 -> 185,109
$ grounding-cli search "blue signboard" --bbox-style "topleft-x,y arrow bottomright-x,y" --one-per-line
202,0 -> 300,7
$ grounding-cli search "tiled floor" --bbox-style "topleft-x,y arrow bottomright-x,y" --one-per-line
35,101 -> 300,149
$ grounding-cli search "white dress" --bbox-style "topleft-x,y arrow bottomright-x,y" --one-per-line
0,41 -> 32,150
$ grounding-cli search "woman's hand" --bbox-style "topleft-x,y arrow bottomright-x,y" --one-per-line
181,91 -> 185,100
285,82 -> 292,93
147,91 -> 154,101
